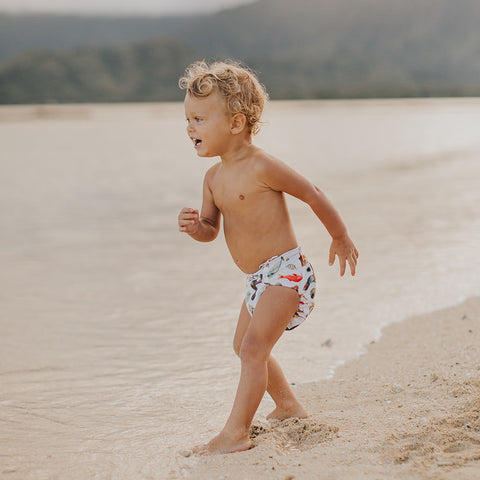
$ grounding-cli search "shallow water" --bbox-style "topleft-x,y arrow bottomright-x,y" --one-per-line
1,99 -> 480,478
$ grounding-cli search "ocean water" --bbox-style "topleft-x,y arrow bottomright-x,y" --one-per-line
1,99 -> 480,478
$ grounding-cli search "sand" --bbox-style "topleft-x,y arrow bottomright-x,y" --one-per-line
172,297 -> 480,480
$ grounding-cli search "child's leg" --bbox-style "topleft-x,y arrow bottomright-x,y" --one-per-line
266,355 -> 307,420
195,286 -> 300,455
233,301 -> 307,420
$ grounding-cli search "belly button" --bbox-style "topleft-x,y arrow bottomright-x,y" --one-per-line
239,194 -> 245,200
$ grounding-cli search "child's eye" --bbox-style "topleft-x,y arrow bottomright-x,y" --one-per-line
185,116 -> 203,124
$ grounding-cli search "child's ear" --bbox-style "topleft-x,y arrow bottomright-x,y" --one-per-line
230,113 -> 247,134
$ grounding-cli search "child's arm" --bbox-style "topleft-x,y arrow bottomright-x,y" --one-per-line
257,156 -> 358,276
178,168 -> 220,242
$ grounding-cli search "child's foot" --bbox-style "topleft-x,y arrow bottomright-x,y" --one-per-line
266,403 -> 308,421
193,430 -> 252,455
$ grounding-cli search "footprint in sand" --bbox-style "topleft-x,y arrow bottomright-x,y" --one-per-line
250,417 -> 339,451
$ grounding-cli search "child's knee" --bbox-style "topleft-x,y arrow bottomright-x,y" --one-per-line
239,335 -> 267,363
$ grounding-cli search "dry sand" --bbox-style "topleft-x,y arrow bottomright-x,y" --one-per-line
172,297 -> 480,480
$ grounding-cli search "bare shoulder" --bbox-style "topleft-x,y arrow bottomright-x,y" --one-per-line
250,146 -> 312,194
251,148 -> 293,186
204,161 -> 221,184
251,148 -> 284,177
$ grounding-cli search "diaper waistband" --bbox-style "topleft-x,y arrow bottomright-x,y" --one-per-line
257,246 -> 302,271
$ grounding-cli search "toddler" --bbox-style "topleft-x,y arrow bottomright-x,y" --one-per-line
178,60 -> 358,455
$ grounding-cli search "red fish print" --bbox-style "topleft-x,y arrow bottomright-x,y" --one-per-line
278,274 -> 303,282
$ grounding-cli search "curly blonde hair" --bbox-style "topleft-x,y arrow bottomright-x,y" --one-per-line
179,60 -> 268,136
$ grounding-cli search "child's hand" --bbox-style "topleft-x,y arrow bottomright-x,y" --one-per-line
178,207 -> 199,234
329,234 -> 359,276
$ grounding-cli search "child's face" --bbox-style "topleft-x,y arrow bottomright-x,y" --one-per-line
184,91 -> 233,157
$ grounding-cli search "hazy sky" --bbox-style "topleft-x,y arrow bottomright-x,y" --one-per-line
0,0 -> 256,15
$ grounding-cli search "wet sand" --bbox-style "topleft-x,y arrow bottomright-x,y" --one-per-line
175,297 -> 480,480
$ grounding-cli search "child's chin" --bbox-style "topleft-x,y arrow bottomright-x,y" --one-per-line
197,151 -> 214,158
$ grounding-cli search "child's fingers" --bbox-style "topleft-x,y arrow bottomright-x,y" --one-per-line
179,207 -> 198,216
179,220 -> 194,227
348,248 -> 358,275
179,222 -> 197,233
329,239 -> 358,276
179,208 -> 198,217
348,256 -> 357,276
179,220 -> 194,228
179,214 -> 198,222
328,245 -> 335,266
179,220 -> 197,231
339,257 -> 346,277
178,208 -> 199,226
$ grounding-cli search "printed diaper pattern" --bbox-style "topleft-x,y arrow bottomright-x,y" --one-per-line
245,247 -> 316,330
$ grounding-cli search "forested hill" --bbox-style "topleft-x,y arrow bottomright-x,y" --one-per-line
1,0 -> 480,103
0,13 -> 193,63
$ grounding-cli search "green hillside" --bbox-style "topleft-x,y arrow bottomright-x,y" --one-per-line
179,0 -> 480,98
0,13 -> 192,63
0,38 -> 197,103
1,0 -> 479,103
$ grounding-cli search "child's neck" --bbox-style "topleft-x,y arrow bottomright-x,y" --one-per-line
220,136 -> 255,165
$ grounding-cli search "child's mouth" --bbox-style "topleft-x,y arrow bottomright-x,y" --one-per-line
193,138 -> 202,148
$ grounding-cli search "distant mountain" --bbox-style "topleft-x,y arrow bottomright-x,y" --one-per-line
177,0 -> 480,98
0,37 -> 197,103
1,0 -> 479,103
0,13 -> 193,64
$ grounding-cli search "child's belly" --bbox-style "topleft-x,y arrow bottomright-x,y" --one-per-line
224,221 -> 298,274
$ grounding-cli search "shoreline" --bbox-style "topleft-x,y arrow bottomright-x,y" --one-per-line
174,297 -> 480,479
322,293 -> 476,382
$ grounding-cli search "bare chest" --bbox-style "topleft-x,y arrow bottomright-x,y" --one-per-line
211,177 -> 261,214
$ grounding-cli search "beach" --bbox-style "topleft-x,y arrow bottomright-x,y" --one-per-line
175,298 -> 480,480
1,99 -> 480,479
